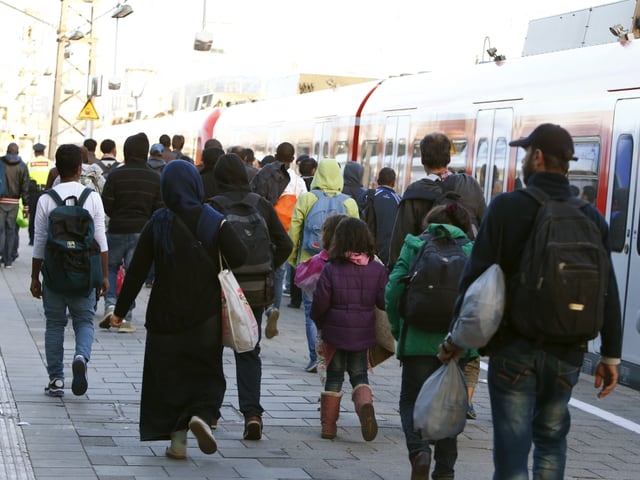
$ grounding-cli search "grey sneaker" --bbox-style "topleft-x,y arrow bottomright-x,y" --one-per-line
118,321 -> 137,333
304,360 -> 318,373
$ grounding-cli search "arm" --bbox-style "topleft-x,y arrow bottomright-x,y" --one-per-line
309,264 -> 332,328
384,238 -> 419,339
375,265 -> 388,311
101,176 -> 114,217
287,196 -> 306,266
218,220 -> 249,269
265,201 -> 293,267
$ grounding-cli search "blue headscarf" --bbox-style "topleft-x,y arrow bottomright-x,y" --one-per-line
152,160 -> 224,260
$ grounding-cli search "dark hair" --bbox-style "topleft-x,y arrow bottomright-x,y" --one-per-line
582,185 -> 596,203
275,142 -> 294,163
321,214 -> 348,251
260,154 -> 276,167
542,154 -> 570,175
202,147 -> 224,167
420,132 -> 451,169
172,134 -> 185,150
100,138 -> 115,154
204,138 -> 222,150
55,144 -> 82,178
299,157 -> 317,176
423,202 -> 472,237
377,167 -> 396,186
242,148 -> 255,163
328,217 -> 375,262
227,145 -> 244,155
83,138 -> 97,152
159,134 -> 171,148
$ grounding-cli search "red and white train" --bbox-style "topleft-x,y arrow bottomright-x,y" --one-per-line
95,39 -> 640,389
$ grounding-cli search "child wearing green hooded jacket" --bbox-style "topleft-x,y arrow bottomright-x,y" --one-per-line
386,202 -> 479,480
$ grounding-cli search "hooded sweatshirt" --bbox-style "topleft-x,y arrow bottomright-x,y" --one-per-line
0,153 -> 30,205
101,132 -> 163,234
287,159 -> 360,266
342,161 -> 366,201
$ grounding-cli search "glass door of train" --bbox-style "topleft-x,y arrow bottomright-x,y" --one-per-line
313,121 -> 332,162
383,116 -> 410,193
473,109 -> 513,205
606,99 -> 640,375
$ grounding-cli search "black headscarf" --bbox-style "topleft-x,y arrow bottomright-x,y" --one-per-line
152,160 -> 224,261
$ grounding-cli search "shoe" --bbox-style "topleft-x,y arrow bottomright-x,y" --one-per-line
145,283 -> 153,288
210,417 -> 218,430
118,321 -> 137,333
44,378 -> 64,397
287,302 -> 300,309
305,360 -> 318,373
99,305 -> 115,329
71,355 -> 88,396
189,416 -> 217,454
165,446 -> 186,460
466,403 -> 477,420
265,308 -> 279,339
410,450 -> 431,480
4,264 -> 12,269
243,416 -> 263,440
283,288 -> 290,297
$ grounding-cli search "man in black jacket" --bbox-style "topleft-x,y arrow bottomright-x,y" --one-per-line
100,132 -> 163,333
388,133 -> 485,270
439,124 -> 622,480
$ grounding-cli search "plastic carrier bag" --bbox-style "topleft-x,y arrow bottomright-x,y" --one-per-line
413,361 -> 468,441
451,263 -> 505,349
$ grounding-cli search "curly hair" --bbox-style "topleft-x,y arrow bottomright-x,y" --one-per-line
328,217 -> 375,262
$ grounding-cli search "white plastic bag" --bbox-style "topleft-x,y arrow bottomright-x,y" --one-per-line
451,263 -> 505,349
219,267 -> 259,353
413,362 -> 468,441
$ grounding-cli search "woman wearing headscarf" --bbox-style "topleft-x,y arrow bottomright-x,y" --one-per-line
208,153 -> 292,440
111,160 -> 247,459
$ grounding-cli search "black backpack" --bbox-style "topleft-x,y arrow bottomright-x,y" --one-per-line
208,193 -> 274,307
42,188 -> 103,296
360,188 -> 377,236
399,225 -> 470,333
509,187 -> 610,344
96,159 -> 120,178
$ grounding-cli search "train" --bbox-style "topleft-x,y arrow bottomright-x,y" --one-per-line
95,39 -> 640,390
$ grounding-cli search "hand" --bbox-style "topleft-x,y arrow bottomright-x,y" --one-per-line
22,206 -> 29,219
111,314 -> 124,328
97,277 -> 109,298
437,337 -> 463,364
594,361 -> 619,399
30,278 -> 42,299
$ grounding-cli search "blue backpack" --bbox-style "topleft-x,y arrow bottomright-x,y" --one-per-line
42,188 -> 103,296
0,159 -> 7,197
302,190 -> 349,255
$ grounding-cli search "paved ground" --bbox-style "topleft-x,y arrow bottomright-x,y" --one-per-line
1,229 -> 639,480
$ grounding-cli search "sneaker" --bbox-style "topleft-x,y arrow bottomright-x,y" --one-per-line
287,302 -> 300,309
71,355 -> 88,396
188,416 -> 217,454
243,416 -> 263,440
145,283 -> 153,288
44,378 -> 64,397
466,403 -> 477,420
304,360 -> 318,373
99,305 -> 115,329
265,308 -> 279,339
4,264 -> 12,269
118,321 -> 137,333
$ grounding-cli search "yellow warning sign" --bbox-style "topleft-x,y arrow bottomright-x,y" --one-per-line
77,99 -> 99,121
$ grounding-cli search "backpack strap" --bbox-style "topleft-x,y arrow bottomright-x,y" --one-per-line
77,188 -> 93,207
44,189 -> 65,206
96,160 -> 107,172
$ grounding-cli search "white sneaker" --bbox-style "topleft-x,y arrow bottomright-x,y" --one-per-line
118,321 -> 137,333
99,305 -> 115,329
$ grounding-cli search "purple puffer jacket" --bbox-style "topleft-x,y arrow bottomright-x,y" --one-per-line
310,260 -> 387,351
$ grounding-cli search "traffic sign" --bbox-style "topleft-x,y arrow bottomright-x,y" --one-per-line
77,99 -> 99,120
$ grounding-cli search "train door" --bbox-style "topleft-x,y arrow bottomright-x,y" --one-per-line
473,109 -> 513,205
605,99 -> 640,370
383,116 -> 410,193
313,122 -> 332,162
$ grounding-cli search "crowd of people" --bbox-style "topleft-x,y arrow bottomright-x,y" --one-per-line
0,122 -> 620,479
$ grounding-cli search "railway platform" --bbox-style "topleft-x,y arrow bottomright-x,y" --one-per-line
1,228 -> 639,480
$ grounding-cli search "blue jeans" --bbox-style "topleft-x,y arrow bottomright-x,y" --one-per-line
325,349 -> 368,392
399,355 -> 457,478
272,262 -> 286,310
105,232 -> 140,321
302,293 -> 317,364
233,306 -> 265,419
43,284 -> 96,380
488,339 -> 580,480
0,203 -> 18,265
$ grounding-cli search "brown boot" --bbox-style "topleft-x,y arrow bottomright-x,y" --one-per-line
352,384 -> 377,441
320,391 -> 342,439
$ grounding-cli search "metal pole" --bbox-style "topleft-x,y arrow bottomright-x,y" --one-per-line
49,0 -> 69,155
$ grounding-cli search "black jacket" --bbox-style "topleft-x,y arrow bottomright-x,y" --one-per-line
455,172 -> 622,365
0,154 -> 30,205
250,161 -> 290,206
101,159 -> 163,234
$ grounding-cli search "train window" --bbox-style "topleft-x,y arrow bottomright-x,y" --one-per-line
450,139 -> 468,172
384,140 -> 394,157
334,141 -> 349,167
314,142 -> 320,157
568,139 -> 600,210
322,141 -> 329,159
609,134 -> 632,252
411,140 -> 423,184
491,137 -> 507,198
475,138 -> 489,194
361,140 -> 380,189
297,144 -> 311,156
